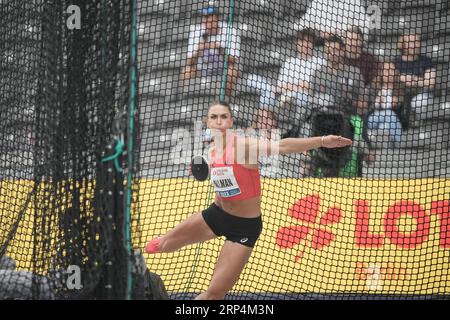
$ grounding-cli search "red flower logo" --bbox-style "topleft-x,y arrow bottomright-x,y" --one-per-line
276,194 -> 343,261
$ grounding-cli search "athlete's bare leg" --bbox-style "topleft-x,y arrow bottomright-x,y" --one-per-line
151,212 -> 217,253
195,240 -> 253,300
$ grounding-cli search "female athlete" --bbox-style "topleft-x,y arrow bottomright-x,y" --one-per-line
145,101 -> 352,300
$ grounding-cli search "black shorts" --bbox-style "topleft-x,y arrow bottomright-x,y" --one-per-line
201,203 -> 262,248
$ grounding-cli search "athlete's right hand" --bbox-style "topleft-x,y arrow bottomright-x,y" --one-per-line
322,135 -> 352,148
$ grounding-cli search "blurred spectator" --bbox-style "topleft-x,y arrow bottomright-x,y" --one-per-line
275,29 -> 326,114
251,108 -> 291,177
310,36 -> 373,177
182,6 -> 240,96
310,35 -> 364,114
343,26 -> 379,115
247,29 -> 325,121
344,27 -> 379,86
310,112 -> 372,177
394,33 -> 436,127
253,108 -> 278,131
252,108 -> 280,140
367,62 -> 403,144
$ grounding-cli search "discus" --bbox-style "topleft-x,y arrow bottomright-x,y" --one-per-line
190,155 -> 209,181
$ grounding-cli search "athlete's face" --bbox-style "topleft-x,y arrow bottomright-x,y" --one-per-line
207,104 -> 233,135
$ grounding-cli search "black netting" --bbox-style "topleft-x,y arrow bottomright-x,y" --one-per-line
137,0 -> 449,300
1,0 -> 139,299
1,0 -> 449,301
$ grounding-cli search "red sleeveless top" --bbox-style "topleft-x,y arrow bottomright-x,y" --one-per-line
209,134 -> 261,201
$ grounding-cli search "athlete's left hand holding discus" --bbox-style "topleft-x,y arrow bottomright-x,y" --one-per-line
145,101 -> 352,300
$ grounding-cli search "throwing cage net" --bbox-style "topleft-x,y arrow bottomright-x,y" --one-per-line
137,0 -> 449,299
0,0 -> 449,300
1,0 -> 141,299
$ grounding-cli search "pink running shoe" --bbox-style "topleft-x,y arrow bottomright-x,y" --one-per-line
145,237 -> 161,254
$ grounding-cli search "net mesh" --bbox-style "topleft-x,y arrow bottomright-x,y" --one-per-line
0,0 -> 138,299
136,0 -> 449,299
0,0 -> 449,300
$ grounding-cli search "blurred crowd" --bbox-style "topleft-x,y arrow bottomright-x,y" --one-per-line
179,5 -> 438,177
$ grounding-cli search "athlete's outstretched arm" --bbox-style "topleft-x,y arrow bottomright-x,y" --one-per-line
243,135 -> 352,158
278,135 -> 352,155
